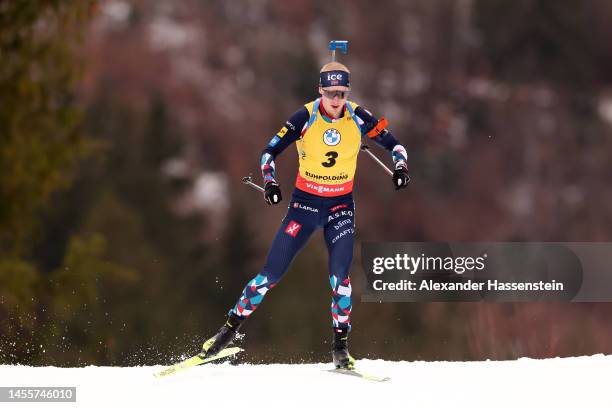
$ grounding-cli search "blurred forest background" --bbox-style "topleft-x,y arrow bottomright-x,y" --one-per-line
2,0 -> 612,366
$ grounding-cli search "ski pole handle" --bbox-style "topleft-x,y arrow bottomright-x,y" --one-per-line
360,144 -> 394,176
242,175 -> 265,192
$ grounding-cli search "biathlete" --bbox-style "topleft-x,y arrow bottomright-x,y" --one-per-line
202,61 -> 410,369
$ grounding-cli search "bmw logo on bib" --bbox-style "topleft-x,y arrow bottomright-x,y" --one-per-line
323,128 -> 341,146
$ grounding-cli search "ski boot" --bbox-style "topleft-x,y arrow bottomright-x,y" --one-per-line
202,313 -> 245,358
332,328 -> 356,370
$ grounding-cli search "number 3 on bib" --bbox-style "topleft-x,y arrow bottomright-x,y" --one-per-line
322,151 -> 338,167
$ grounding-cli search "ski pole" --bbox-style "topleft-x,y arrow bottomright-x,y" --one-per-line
360,144 -> 394,176
243,146 -> 395,194
241,175 -> 265,192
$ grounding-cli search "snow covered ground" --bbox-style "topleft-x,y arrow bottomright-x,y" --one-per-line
1,355 -> 610,407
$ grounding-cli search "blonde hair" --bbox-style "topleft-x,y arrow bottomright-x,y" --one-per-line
320,62 -> 350,73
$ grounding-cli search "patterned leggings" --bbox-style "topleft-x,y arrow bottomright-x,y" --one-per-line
230,188 -> 355,330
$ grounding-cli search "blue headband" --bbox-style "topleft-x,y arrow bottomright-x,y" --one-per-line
319,70 -> 350,88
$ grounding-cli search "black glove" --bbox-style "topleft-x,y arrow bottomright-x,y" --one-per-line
264,181 -> 282,205
392,164 -> 410,190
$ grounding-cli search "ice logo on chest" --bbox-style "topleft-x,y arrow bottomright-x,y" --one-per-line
323,128 -> 341,146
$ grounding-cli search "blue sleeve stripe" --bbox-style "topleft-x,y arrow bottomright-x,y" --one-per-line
268,135 -> 281,147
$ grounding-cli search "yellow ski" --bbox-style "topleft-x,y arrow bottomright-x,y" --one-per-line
328,368 -> 390,382
154,347 -> 243,378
